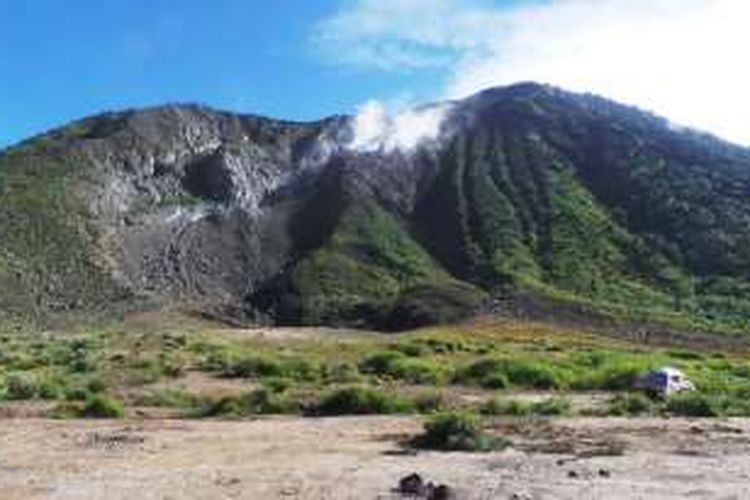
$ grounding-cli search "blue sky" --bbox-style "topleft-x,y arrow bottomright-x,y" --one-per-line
0,0 -> 450,147
1,1 -> 748,148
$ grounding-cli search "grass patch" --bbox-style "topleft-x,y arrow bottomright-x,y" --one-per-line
413,411 -> 511,452
455,357 -> 569,390
210,352 -> 319,382
81,393 -> 125,418
312,386 -> 413,416
479,397 -> 572,416
197,389 -> 294,417
52,393 -> 125,418
358,351 -> 445,384
134,389 -> 206,409
605,392 -> 657,416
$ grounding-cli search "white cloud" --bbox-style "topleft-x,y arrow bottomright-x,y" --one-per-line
314,0 -> 750,145
348,99 -> 452,152
313,0 -> 502,70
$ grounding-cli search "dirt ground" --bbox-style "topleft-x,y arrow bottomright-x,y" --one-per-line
2,416 -> 750,499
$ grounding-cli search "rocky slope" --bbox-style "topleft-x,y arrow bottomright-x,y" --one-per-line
3,83 -> 750,331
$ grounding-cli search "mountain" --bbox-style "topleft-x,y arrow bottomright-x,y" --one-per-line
3,82 -> 750,333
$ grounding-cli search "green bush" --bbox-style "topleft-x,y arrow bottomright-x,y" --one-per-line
530,397 -> 572,416
358,351 -> 444,384
224,354 -> 285,378
50,402 -> 86,419
455,357 -> 568,390
480,398 -> 530,416
570,358 -> 650,391
420,338 -> 474,354
322,362 -> 361,383
37,375 -> 66,399
81,394 -> 125,418
414,411 -> 510,452
313,386 -> 413,416
199,389 -> 291,417
135,389 -> 204,409
392,358 -> 444,384
413,391 -> 447,414
264,377 -> 291,393
86,376 -> 108,394
606,393 -> 656,416
390,342 -> 426,357
481,373 -> 511,389
220,354 -> 319,381
358,351 -> 406,376
665,393 -> 719,417
6,372 -> 37,400
479,398 -> 571,416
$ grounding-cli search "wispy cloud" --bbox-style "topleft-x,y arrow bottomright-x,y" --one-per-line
313,0 -> 750,145
312,0 -> 504,70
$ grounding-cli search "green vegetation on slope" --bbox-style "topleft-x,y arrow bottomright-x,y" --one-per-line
0,146 -> 118,323
258,198 -> 487,329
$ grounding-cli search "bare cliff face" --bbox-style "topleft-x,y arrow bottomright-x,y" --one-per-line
4,83 -> 750,332
67,106 -> 343,311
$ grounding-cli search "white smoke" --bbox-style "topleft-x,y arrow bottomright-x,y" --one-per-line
348,100 -> 451,152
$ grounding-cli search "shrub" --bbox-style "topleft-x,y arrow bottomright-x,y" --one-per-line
479,398 -> 572,416
225,354 -> 285,378
481,373 -> 510,389
531,397 -> 572,416
665,393 -> 719,417
570,358 -> 649,391
135,389 -> 204,409
313,386 -> 413,416
596,363 -> 646,391
264,377 -> 291,393
455,357 -> 567,390
6,372 -> 37,400
359,351 -> 443,384
414,411 -> 510,452
322,362 -> 361,384
81,394 -> 125,418
390,342 -> 426,357
37,375 -> 65,399
480,399 -> 530,416
129,357 -> 169,385
50,402 -> 86,419
199,389 -> 290,417
86,377 -> 108,394
606,393 -> 656,416
358,351 -> 406,376
63,375 -> 97,401
421,338 -> 472,354
392,359 -> 444,384
221,354 -> 319,381
413,391 -> 447,414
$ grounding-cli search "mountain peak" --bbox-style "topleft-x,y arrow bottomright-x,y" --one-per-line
3,84 -> 750,333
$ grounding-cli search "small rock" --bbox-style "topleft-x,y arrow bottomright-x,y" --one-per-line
430,484 -> 454,500
598,468 -> 611,478
567,470 -> 579,479
399,473 -> 425,495
510,493 -> 532,500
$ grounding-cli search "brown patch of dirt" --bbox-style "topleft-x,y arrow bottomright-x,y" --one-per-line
2,417 -> 750,499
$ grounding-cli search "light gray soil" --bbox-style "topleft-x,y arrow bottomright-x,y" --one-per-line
0,417 -> 750,500
2,416 -> 750,499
